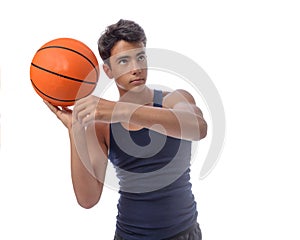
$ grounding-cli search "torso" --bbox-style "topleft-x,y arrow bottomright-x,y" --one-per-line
97,89 -> 171,150
107,89 -> 198,239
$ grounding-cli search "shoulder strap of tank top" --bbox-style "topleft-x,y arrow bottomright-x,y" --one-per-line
153,89 -> 163,107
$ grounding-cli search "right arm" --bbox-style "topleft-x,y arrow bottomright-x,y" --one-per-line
44,101 -> 107,209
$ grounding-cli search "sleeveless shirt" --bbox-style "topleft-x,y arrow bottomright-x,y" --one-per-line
108,90 -> 198,240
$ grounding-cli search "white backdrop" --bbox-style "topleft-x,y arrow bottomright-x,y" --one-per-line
1,0 -> 300,239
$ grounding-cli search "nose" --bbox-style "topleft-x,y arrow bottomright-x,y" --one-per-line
130,60 -> 142,75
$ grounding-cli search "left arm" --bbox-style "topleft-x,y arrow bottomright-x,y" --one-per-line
74,89 -> 207,141
124,90 -> 207,141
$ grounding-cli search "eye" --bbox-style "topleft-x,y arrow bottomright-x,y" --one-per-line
137,54 -> 146,62
118,58 -> 128,65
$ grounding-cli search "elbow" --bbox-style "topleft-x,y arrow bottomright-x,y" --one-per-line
200,121 -> 208,140
194,120 -> 207,141
76,193 -> 101,209
77,198 -> 99,209
74,181 -> 103,209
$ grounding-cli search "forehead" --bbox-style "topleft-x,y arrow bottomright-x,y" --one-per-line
110,40 -> 145,57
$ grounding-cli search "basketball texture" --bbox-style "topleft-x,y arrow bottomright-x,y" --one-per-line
30,38 -> 99,106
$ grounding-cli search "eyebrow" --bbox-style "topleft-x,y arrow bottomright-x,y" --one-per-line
136,50 -> 146,56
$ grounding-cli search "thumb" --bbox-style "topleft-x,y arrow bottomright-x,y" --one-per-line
61,106 -> 72,114
44,100 -> 60,114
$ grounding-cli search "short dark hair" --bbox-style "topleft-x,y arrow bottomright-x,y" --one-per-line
97,19 -> 147,62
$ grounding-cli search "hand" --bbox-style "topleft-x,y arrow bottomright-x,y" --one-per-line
43,100 -> 73,130
73,95 -> 119,126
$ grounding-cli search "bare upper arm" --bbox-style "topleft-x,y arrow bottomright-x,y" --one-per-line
163,89 -> 203,116
85,122 -> 109,183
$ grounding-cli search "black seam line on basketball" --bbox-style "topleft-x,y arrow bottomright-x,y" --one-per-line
30,79 -> 91,102
31,63 -> 96,85
37,45 -> 99,79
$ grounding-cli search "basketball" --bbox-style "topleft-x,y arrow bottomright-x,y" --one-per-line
30,38 -> 99,106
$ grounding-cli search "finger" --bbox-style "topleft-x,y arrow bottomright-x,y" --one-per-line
77,108 -> 90,123
74,96 -> 89,105
76,104 -> 96,123
61,106 -> 72,114
74,97 -> 97,121
74,95 -> 97,111
81,112 -> 95,126
73,99 -> 88,119
43,101 -> 67,122
43,100 -> 60,114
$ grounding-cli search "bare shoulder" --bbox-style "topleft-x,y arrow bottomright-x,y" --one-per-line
162,89 -> 196,108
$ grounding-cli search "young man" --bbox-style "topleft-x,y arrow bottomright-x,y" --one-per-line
45,19 -> 207,240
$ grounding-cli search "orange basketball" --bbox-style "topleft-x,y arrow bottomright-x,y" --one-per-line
30,38 -> 99,106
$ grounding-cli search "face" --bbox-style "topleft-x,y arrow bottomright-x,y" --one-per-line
103,40 -> 148,96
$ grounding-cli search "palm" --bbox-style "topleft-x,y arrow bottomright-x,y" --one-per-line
44,101 -> 73,129
58,107 -> 73,129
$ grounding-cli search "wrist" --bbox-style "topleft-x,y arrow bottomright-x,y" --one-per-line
68,121 -> 84,136
118,102 -> 140,123
111,102 -> 131,123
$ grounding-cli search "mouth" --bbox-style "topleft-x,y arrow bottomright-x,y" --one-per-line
129,78 -> 145,84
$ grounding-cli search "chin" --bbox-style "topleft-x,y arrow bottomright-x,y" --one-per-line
129,84 -> 146,92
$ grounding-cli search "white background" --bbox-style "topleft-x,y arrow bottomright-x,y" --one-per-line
1,0 -> 300,239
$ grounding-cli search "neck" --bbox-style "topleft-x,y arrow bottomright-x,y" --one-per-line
119,86 -> 153,105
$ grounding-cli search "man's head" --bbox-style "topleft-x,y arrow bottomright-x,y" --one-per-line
98,19 -> 147,62
98,19 -> 148,95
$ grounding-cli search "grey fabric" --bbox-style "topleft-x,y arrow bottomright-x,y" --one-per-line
113,222 -> 202,240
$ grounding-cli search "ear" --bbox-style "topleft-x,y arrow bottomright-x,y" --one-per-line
102,63 -> 113,79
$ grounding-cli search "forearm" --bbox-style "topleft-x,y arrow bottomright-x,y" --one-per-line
68,127 -> 103,209
43,100 -> 104,208
123,104 -> 207,141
